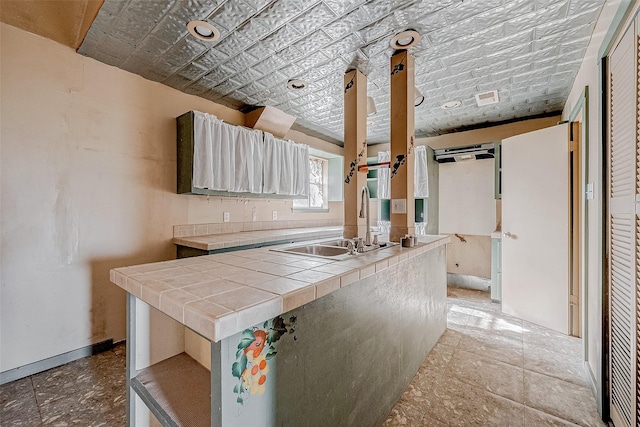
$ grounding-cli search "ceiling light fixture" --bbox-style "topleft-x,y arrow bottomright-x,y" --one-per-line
367,96 -> 377,116
390,30 -> 421,49
287,79 -> 307,90
187,21 -> 220,42
414,88 -> 424,107
441,100 -> 462,110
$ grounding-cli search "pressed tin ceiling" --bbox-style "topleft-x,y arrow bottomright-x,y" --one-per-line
78,0 -> 605,145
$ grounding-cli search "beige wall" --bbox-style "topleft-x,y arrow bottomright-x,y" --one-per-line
439,160 -> 496,236
561,0 -> 627,403
446,235 -> 492,278
0,23 -> 342,372
438,159 -> 496,278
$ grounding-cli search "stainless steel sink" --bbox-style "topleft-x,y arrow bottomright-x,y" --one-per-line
271,239 -> 398,261
280,245 -> 349,257
314,239 -> 352,248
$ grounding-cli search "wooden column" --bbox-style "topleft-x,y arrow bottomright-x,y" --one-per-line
343,69 -> 368,240
389,51 -> 415,242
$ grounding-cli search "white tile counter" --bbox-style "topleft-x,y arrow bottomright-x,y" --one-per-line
110,234 -> 450,343
172,226 -> 343,251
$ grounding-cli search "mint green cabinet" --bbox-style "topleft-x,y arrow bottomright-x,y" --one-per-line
491,237 -> 502,301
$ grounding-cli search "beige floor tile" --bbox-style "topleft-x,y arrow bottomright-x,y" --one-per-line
448,349 -> 525,403
457,330 -> 524,367
387,288 -> 603,427
523,343 -> 591,388
0,377 -> 40,425
524,406 -> 583,426
426,376 -> 526,426
438,328 -> 464,348
382,397 -> 426,426
524,370 -> 605,427
522,321 -> 582,356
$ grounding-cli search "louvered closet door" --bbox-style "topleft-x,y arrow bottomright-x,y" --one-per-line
608,21 -> 638,427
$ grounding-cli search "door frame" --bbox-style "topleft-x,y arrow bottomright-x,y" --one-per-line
568,87 -> 588,341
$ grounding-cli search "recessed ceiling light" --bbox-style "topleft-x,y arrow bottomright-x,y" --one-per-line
187,20 -> 220,42
441,100 -> 462,110
287,79 -> 307,90
390,30 -> 421,49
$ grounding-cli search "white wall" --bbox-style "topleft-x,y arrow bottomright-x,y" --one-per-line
561,0 -> 627,409
439,159 -> 496,235
0,23 -> 342,373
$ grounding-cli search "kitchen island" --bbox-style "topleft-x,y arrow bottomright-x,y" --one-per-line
111,233 -> 449,426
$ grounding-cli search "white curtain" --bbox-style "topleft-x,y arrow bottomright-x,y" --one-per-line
377,150 -> 391,199
192,111 -> 263,193
232,126 -> 264,193
377,147 -> 429,198
414,146 -> 429,198
263,132 -> 309,196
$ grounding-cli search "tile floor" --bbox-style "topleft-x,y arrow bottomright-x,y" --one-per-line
0,287 -> 605,426
383,287 -> 606,427
0,344 -> 126,426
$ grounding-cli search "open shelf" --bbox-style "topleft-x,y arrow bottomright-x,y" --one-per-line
132,352 -> 210,427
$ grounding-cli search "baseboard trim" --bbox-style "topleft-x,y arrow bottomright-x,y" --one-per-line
447,273 -> 491,291
0,339 -> 115,385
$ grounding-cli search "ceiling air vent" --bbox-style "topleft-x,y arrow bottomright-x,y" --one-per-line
434,143 -> 495,163
474,90 -> 499,107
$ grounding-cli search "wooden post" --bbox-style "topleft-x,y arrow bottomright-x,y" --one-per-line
343,69 -> 368,240
389,51 -> 415,242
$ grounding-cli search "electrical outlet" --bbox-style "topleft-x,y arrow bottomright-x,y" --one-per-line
223,212 -> 230,222
272,210 -> 277,220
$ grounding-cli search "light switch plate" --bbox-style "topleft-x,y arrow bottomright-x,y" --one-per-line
586,182 -> 594,200
223,212 -> 230,222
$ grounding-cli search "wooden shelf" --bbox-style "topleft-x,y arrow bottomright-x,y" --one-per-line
132,353 -> 210,427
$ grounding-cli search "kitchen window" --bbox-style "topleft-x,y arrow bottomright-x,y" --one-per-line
293,156 -> 328,211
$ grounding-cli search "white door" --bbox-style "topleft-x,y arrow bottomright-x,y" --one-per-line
501,123 -> 570,334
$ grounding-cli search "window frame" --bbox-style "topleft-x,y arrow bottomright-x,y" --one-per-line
292,155 -> 330,212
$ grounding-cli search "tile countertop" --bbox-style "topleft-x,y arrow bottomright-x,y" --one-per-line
172,226 -> 343,251
110,234 -> 450,343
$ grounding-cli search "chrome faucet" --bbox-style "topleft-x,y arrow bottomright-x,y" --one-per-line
359,185 -> 372,246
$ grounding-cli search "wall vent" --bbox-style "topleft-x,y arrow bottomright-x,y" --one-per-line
475,90 -> 499,107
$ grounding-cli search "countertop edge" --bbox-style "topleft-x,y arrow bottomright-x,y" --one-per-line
111,234 -> 450,343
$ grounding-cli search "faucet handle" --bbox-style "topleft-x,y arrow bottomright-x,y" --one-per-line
372,234 -> 379,245
356,238 -> 365,252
